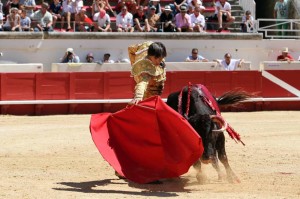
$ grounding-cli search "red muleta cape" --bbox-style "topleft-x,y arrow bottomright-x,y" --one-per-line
90,96 -> 203,184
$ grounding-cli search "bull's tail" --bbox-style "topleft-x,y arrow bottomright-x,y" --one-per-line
215,89 -> 254,146
216,89 -> 254,108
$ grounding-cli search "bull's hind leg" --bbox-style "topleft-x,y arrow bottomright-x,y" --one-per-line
211,152 -> 225,181
216,133 -> 240,183
193,159 -> 208,184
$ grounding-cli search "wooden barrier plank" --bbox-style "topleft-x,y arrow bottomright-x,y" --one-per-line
0,73 -> 36,100
205,72 -> 232,96
266,70 -> 300,90
36,73 -> 70,100
262,70 -> 300,97
231,71 -> 262,93
71,72 -> 105,99
103,72 -> 135,99
0,71 -> 299,115
164,71 -> 206,97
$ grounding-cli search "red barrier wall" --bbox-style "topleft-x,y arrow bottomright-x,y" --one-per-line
0,71 -> 299,115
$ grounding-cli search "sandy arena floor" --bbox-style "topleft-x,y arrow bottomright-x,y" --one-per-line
0,111 -> 300,199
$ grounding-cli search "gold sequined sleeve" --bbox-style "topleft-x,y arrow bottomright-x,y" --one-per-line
133,73 -> 151,100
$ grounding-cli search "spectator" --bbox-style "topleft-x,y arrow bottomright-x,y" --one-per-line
93,9 -> 112,32
73,0 -> 83,14
49,0 -> 62,29
277,47 -> 294,62
86,52 -> 95,63
0,0 -> 3,13
147,5 -> 160,32
75,7 -> 94,32
274,0 -> 289,36
190,5 -> 205,32
31,2 -> 53,32
187,4 -> 193,15
61,48 -> 80,63
159,5 -> 176,32
61,0 -> 73,30
115,0 -> 137,15
136,0 -> 146,7
133,6 -> 149,32
214,53 -> 244,71
116,6 -> 134,32
5,0 -> 20,16
146,0 -> 161,17
175,5 -> 192,32
20,8 -> 31,31
186,48 -> 208,62
187,0 -> 202,11
241,10 -> 254,33
0,11 -> 3,31
102,53 -> 115,63
3,7 -> 21,31
92,0 -> 114,18
19,0 -> 36,18
171,0 -> 187,15
213,0 -> 235,32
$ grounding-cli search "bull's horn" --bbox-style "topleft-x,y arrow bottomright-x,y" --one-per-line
210,115 -> 228,133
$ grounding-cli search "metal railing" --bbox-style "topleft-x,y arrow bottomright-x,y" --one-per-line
257,18 -> 300,39
239,0 -> 256,19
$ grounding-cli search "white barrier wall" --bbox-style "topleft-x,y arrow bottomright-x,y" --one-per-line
0,63 -> 43,72
51,62 -> 252,72
261,61 -> 300,70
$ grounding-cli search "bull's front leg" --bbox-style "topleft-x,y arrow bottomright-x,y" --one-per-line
193,159 -> 208,184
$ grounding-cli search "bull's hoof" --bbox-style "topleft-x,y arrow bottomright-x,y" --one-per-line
196,172 -> 208,184
227,175 -> 241,183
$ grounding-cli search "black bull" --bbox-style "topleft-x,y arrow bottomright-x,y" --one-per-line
166,84 -> 252,183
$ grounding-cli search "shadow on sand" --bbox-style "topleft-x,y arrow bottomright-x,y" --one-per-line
53,177 -> 200,197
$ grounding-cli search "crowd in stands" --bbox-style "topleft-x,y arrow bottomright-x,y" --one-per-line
62,47 -> 126,64
0,0 -> 256,33
62,44 -> 300,72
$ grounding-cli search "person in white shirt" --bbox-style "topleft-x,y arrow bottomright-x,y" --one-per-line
187,0 -> 202,11
116,5 -> 134,32
61,0 -> 75,30
190,6 -> 205,32
61,0 -> 82,31
215,53 -> 244,71
93,9 -> 112,32
213,0 -> 235,32
0,12 -> 3,31
20,0 -> 36,18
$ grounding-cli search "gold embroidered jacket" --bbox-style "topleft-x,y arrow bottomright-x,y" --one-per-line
128,41 -> 166,100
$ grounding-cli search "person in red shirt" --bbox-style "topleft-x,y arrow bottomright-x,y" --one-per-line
277,47 -> 294,62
